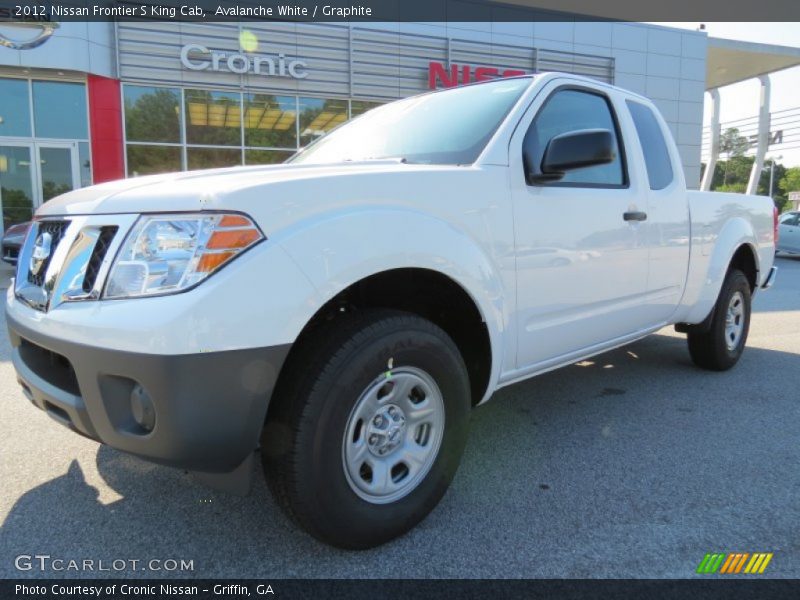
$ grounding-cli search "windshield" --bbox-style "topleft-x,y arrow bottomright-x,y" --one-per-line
289,77 -> 532,166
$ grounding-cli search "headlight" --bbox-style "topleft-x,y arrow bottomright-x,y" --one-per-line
104,213 -> 263,299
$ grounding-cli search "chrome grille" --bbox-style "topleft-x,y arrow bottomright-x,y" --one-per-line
26,220 -> 70,286
14,214 -> 139,313
82,226 -> 118,293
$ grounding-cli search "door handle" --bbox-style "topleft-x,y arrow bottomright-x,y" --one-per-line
624,211 -> 647,222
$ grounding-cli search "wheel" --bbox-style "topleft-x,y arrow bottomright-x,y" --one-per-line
687,268 -> 751,371
261,309 -> 471,549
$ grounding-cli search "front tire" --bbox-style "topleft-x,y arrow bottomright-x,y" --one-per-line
261,309 -> 471,549
687,268 -> 751,371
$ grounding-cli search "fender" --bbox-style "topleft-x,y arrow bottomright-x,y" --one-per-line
273,206 -> 509,403
679,216 -> 760,325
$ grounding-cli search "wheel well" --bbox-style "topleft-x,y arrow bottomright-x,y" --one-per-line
730,244 -> 758,292
281,268 -> 492,406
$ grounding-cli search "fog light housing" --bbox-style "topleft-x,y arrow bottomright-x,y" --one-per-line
130,385 -> 156,432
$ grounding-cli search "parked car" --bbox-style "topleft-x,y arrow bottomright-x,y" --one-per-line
5,73 -> 778,549
777,211 -> 799,254
1,222 -> 31,266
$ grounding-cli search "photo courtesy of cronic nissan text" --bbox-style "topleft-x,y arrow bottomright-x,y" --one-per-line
0,0 -> 799,598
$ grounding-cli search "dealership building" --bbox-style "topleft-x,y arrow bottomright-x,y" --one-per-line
1,17 -> 800,235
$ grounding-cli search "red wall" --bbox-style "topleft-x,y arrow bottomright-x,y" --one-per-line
87,75 -> 125,183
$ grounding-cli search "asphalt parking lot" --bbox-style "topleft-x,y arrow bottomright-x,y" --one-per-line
1,257 -> 798,579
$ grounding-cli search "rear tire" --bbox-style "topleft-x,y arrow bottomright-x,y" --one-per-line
261,309 -> 471,549
687,268 -> 751,371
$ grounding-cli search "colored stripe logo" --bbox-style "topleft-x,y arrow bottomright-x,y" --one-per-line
697,552 -> 773,574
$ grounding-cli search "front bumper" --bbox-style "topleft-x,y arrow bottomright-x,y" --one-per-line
7,311 -> 290,473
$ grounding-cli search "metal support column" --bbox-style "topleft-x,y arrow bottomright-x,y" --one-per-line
747,75 -> 771,195
348,25 -> 354,99
700,88 -> 720,191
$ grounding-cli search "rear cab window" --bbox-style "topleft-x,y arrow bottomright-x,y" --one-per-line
626,100 -> 674,190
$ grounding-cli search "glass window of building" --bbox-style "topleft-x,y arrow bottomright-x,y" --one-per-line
127,145 -> 182,177
187,147 -> 242,170
124,93 -> 391,174
125,85 -> 182,143
245,149 -> 294,165
32,81 -> 88,139
185,89 -> 242,146
0,146 -> 35,229
244,94 -> 297,149
39,147 -> 75,201
0,78 -> 32,137
299,97 -> 348,147
350,100 -> 383,118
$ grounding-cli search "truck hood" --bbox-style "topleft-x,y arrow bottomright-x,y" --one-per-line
37,160 -> 429,217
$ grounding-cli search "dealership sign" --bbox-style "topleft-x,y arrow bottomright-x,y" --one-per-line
180,44 -> 308,79
0,21 -> 59,50
428,61 -> 526,89
748,131 -> 783,147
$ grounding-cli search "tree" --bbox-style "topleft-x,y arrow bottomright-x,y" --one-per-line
764,162 -> 788,212
715,182 -> 747,194
702,127 -> 789,210
708,155 -> 788,211
776,167 -> 800,213
1,188 -> 33,229
779,167 -> 800,200
719,127 -> 749,158
718,128 -> 750,187
711,155 -> 753,189
124,88 -> 181,143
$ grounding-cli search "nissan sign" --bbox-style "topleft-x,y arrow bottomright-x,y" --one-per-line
180,44 -> 308,79
0,21 -> 59,50
428,61 -> 526,89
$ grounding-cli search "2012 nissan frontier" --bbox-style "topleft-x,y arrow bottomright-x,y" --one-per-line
6,73 -> 778,548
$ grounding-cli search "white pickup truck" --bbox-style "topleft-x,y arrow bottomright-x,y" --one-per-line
6,73 -> 778,549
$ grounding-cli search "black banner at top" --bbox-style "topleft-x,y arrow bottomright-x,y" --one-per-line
0,0 -> 799,23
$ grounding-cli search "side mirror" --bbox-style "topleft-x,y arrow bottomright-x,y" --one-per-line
525,128 -> 616,184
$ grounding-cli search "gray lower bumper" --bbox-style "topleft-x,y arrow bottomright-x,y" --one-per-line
6,311 -> 290,474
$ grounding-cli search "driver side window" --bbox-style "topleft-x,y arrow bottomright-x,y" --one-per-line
524,89 -> 625,186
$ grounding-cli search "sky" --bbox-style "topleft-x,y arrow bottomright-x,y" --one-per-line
654,23 -> 800,168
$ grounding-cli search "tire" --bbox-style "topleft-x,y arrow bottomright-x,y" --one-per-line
261,309 -> 471,549
687,268 -> 751,371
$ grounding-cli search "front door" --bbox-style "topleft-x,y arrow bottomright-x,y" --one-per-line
0,141 -> 79,235
510,83 -> 652,371
36,142 -> 80,204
